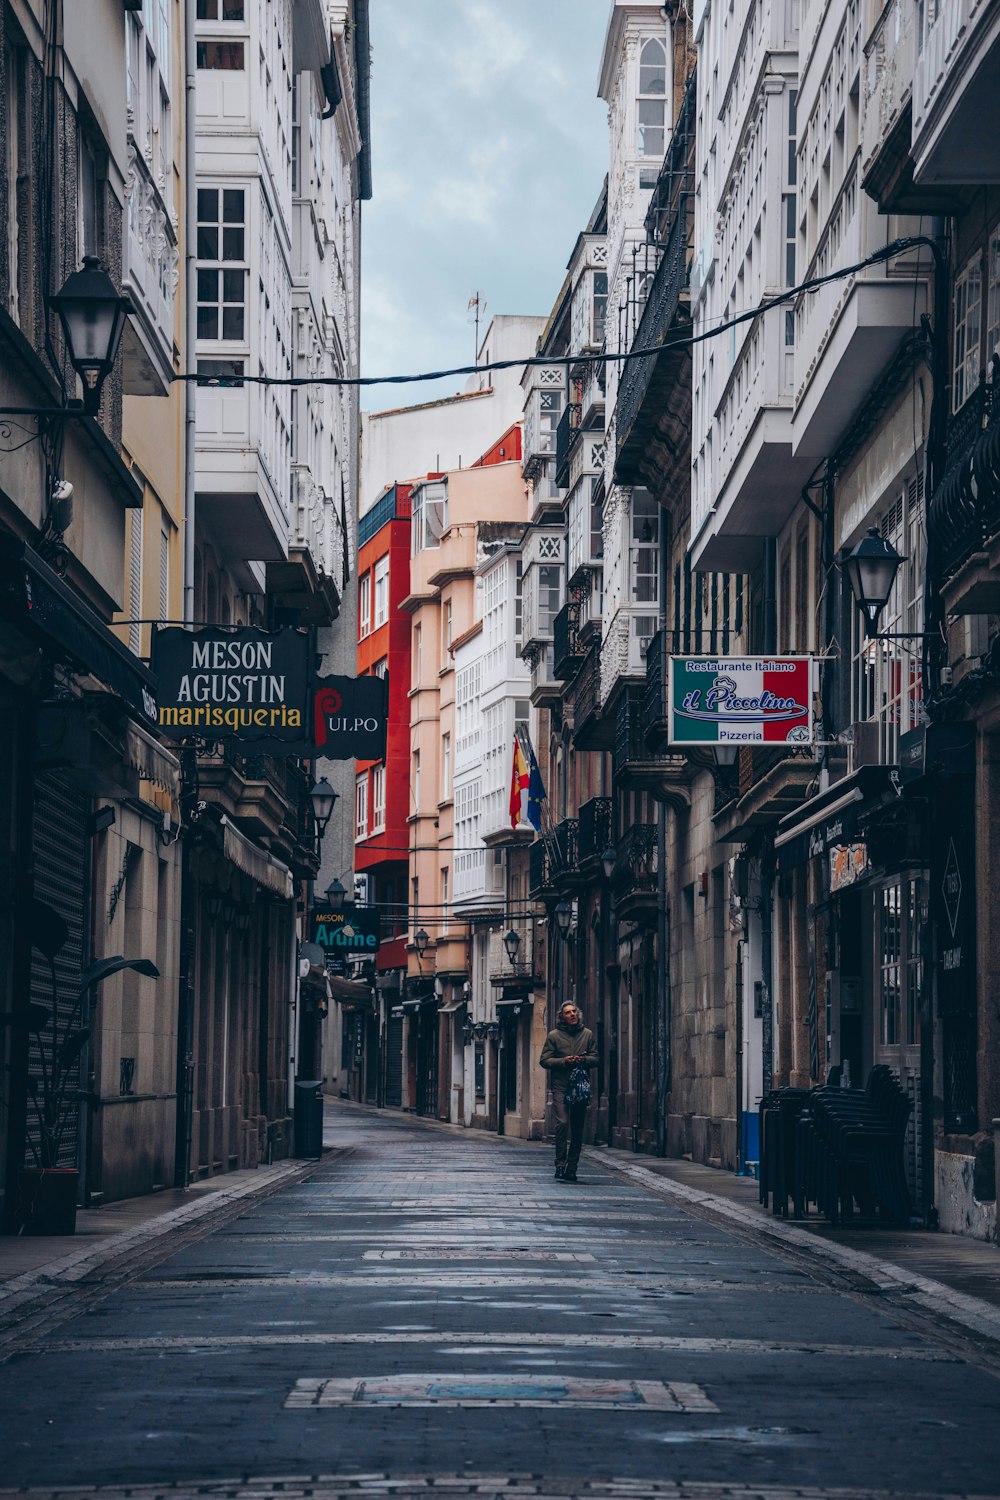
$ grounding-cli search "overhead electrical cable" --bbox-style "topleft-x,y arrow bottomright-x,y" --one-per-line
172,237 -> 941,392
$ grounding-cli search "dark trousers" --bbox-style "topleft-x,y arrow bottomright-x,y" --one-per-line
552,1091 -> 588,1170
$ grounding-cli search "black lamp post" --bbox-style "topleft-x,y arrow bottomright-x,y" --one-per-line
841,528 -> 904,639
309,778 -> 338,842
554,900 -> 573,939
1,258 -> 133,423
414,928 -> 429,958
711,744 -> 739,767
503,928 -> 521,966
49,257 -> 133,416
324,878 -> 347,911
600,844 -> 617,881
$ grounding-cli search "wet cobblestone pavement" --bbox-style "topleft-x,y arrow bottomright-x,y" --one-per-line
1,1104 -> 999,1500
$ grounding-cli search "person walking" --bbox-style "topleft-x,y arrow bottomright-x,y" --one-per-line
539,1001 -> 599,1182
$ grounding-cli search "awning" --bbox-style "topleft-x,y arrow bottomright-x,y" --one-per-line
496,994 -> 532,1012
221,815 -> 294,898
125,721 -> 180,797
438,999 -> 467,1014
0,534 -> 157,725
328,975 -> 373,1006
774,767 -> 896,873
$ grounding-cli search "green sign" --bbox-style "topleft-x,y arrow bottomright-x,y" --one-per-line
310,903 -> 380,976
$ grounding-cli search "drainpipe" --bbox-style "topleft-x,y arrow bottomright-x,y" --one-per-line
760,540 -> 777,1098
656,520 -> 670,1156
173,0 -> 199,1190
183,0 -> 197,626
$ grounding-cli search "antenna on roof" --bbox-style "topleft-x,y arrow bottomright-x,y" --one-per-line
467,290 -> 488,367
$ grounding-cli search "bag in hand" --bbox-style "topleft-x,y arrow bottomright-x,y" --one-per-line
564,1065 -> 592,1107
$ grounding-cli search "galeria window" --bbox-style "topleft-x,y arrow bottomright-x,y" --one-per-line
196,187 -> 246,340
637,38 -> 666,157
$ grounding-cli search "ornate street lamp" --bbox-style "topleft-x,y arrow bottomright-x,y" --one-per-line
309,778 -> 338,840
49,257 -> 132,415
324,878 -> 347,911
840,528 -> 904,639
554,900 -> 573,939
711,744 -> 739,767
414,928 -> 429,958
600,844 -> 617,881
503,928 -> 521,966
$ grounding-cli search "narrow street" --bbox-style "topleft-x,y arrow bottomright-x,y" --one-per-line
1,1104 -> 999,1500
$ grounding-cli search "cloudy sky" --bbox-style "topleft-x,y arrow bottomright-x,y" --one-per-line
361,0 -> 611,406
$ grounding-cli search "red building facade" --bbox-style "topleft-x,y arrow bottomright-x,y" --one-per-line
354,485 -> 413,1057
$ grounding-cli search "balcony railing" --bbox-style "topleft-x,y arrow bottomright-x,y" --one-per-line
359,485 -> 412,548
554,402 -> 582,489
610,822 -> 658,893
928,368 -> 1000,582
612,687 -> 648,784
554,817 -> 579,871
643,628 -> 669,751
578,796 -> 612,865
574,645 -> 613,751
488,924 -> 534,986
552,599 -> 585,680
615,197 -> 691,482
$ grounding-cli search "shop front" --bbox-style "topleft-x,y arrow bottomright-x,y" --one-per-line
775,765 -> 934,1219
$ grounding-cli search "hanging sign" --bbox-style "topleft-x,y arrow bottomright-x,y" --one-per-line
153,627 -> 309,745
311,902 -> 381,977
312,674 -> 389,760
668,656 -> 813,747
829,842 -> 868,892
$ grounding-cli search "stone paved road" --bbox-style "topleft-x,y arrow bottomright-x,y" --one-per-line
1,1103 -> 999,1500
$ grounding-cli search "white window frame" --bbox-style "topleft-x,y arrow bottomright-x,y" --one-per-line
441,732 -> 451,801
373,555 -> 389,628
953,255 -> 983,413
358,572 -> 371,638
371,764 -> 386,833
196,184 -> 247,345
637,37 -> 667,158
355,773 -> 369,841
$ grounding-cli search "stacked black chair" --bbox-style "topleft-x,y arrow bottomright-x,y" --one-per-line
758,1087 -> 812,1217
795,1065 -> 911,1226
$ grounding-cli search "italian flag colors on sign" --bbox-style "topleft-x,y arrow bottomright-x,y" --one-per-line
667,656 -> 814,747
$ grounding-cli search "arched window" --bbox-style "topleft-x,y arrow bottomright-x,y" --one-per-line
637,38 -> 666,158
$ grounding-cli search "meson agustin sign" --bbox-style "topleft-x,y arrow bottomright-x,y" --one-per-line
153,627 -> 309,742
668,656 -> 814,747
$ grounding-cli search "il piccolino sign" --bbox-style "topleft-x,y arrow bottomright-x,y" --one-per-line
667,656 -> 814,747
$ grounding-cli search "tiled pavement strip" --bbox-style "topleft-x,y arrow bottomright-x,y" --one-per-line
0,1481 -> 998,1500
3,1103 -> 1000,1500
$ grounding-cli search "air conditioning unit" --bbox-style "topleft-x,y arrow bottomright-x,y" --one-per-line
845,721 -> 881,772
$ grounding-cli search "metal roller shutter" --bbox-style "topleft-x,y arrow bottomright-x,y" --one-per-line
28,771 -> 90,1168
384,1013 -> 403,1109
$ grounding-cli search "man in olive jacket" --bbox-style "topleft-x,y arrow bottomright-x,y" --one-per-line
539,1001 -> 599,1182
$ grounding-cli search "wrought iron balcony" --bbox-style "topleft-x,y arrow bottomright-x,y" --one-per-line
554,402 -> 582,489
573,645 -> 613,751
554,817 -> 579,873
610,822 -> 658,923
614,198 -> 691,488
928,366 -> 1000,600
527,821 -> 578,895
552,599 -> 585,680
578,796 -> 612,866
642,629 -> 669,751
614,680 -> 698,806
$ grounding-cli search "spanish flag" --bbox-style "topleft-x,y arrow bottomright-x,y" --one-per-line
509,736 -> 529,829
